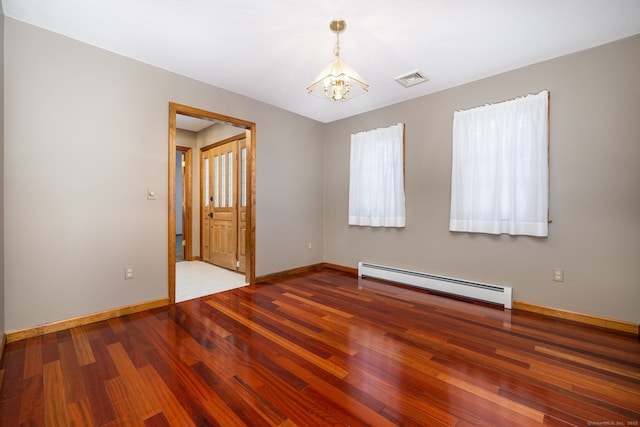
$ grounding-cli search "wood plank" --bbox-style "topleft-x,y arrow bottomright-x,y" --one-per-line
67,397 -> 95,427
272,354 -> 399,427
533,344 -> 640,380
57,339 -> 88,405
23,335 -> 43,379
206,298 -> 349,379
1,340 -> 25,402
43,360 -> 69,427
280,292 -> 354,319
223,372 -> 291,426
2,268 -> 639,426
104,376 -> 148,426
0,395 -> 21,426
19,374 -> 44,426
137,365 -> 195,427
142,348 -> 219,426
243,299 -> 358,356
71,326 -> 96,366
106,342 -> 161,420
437,372 -> 545,424
81,335 -> 119,426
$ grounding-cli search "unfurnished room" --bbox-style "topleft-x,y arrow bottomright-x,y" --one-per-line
0,1 -> 639,426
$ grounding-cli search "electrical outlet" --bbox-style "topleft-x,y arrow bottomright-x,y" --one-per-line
125,266 -> 135,280
308,242 -> 312,249
553,268 -> 564,282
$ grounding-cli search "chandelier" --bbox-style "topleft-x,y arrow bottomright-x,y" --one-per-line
307,19 -> 368,101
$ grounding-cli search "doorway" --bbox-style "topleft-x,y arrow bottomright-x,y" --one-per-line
176,146 -> 192,262
168,103 -> 256,303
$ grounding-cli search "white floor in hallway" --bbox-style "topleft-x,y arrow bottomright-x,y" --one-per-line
175,261 -> 247,302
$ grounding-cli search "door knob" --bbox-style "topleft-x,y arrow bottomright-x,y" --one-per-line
208,212 -> 213,218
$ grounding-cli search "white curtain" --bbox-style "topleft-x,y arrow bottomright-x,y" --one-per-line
349,123 -> 406,227
450,91 -> 549,237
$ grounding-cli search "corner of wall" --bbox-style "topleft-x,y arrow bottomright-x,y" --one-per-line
1,8 -> 6,339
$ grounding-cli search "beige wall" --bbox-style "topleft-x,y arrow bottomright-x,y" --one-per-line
198,122 -> 246,147
4,17 -> 638,332
0,10 -> 5,336
4,18 -> 325,332
323,35 -> 640,324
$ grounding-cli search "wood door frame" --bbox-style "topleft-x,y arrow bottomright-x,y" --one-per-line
176,145 -> 192,261
168,102 -> 256,303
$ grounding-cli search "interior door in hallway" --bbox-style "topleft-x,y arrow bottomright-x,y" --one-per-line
202,138 -> 240,270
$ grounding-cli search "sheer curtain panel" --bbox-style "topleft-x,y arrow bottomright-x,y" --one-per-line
450,91 -> 549,237
349,123 -> 406,227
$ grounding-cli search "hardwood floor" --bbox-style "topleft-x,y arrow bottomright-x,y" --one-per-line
1,268 -> 639,426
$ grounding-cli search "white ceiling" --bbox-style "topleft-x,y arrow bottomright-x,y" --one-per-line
3,0 -> 640,123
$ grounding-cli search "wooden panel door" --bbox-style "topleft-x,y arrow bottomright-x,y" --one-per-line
202,140 -> 238,270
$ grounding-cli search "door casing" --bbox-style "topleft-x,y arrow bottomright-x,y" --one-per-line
168,102 -> 256,303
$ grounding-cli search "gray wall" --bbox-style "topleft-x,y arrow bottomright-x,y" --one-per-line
323,35 -> 640,324
4,17 -> 638,332
4,18 -> 325,332
1,9 -> 5,337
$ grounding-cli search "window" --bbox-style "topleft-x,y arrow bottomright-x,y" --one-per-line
204,157 -> 210,207
348,123 -> 406,227
213,155 -> 219,207
449,91 -> 549,237
227,151 -> 233,207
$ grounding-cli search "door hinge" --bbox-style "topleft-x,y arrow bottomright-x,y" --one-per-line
182,239 -> 186,246
236,260 -> 240,268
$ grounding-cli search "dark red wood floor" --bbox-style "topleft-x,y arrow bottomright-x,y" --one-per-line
1,268 -> 639,426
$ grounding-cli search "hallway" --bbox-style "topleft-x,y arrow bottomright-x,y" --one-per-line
175,260 -> 246,302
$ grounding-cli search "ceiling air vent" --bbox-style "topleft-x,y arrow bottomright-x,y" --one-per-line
394,70 -> 429,88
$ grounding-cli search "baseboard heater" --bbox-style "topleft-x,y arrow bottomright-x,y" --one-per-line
358,262 -> 512,309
